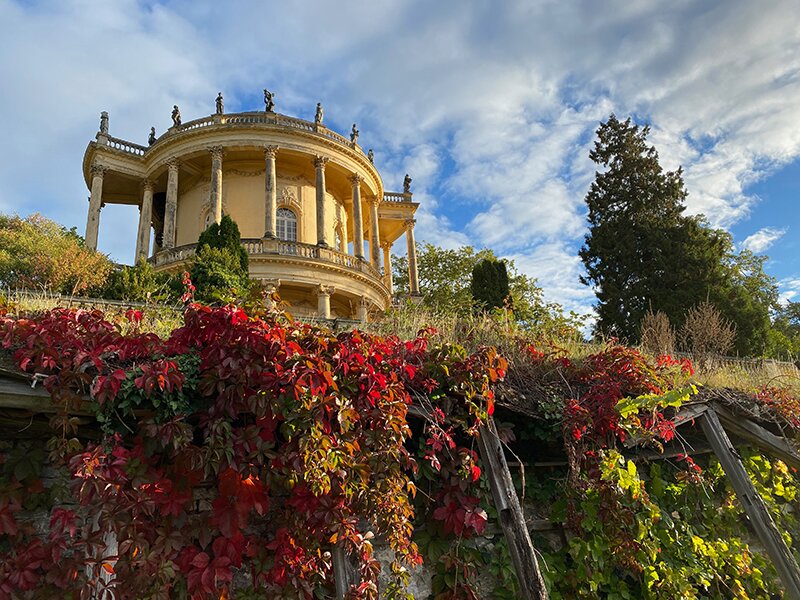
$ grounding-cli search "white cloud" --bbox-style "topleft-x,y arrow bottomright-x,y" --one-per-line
741,227 -> 788,254
3,0 -> 800,317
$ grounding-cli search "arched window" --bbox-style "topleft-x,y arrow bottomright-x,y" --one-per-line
276,208 -> 297,241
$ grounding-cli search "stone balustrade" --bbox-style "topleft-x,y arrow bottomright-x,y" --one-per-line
383,191 -> 413,203
104,135 -> 147,156
150,238 -> 384,282
96,112 -> 372,160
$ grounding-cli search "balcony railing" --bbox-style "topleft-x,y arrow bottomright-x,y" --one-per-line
99,112 -> 364,158
151,238 -> 384,282
383,191 -> 413,203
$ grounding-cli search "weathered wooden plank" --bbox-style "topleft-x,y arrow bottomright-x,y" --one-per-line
0,377 -> 93,415
477,416 -> 549,600
623,402 -> 708,448
332,544 -> 352,599
712,402 -> 800,471
700,408 -> 800,599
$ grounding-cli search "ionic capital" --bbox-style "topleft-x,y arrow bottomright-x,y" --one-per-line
404,218 -> 416,230
141,179 -> 154,192
380,240 -> 393,250
349,173 -> 363,186
167,158 -> 180,172
264,145 -> 279,160
90,163 -> 108,178
368,195 -> 380,207
209,146 -> 225,160
313,155 -> 330,170
317,284 -> 335,297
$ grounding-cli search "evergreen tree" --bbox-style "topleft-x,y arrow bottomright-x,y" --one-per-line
471,258 -> 510,311
579,115 -> 778,356
191,216 -> 250,303
579,115 -> 690,340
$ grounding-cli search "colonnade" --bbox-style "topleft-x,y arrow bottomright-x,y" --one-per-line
85,150 -> 421,299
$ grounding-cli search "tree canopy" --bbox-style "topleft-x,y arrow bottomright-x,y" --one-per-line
579,115 -> 777,356
0,213 -> 112,295
392,242 -> 582,332
471,258 -> 511,312
190,216 -> 250,304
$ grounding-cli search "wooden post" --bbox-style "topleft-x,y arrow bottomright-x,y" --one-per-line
332,544 -> 352,599
700,407 -> 800,599
477,417 -> 549,599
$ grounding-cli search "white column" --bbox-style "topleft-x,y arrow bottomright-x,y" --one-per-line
356,297 -> 369,322
85,164 -> 107,250
406,219 -> 419,294
135,179 -> 154,262
317,285 -> 334,319
381,241 -> 393,294
209,146 -> 224,225
314,156 -> 330,247
264,146 -> 278,238
350,174 -> 365,260
369,196 -> 381,269
163,159 -> 179,249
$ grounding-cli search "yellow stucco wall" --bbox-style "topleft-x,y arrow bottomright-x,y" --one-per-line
174,169 -> 344,246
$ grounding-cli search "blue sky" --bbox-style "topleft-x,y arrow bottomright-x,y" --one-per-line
1,0 -> 800,318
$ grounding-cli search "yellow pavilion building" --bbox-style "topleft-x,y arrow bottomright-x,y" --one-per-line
81,94 -> 420,320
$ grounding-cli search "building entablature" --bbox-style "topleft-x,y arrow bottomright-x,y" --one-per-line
83,112 -> 383,198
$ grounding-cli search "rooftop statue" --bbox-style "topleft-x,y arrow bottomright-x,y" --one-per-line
367,149 -> 374,163
315,102 -> 324,125
99,111 -> 109,134
148,127 -> 156,146
216,92 -> 224,115
350,123 -> 359,144
264,89 -> 275,112
171,105 -> 182,127
403,173 -> 412,193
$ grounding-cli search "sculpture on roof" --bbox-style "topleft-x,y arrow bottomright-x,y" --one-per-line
350,123 -> 359,145
148,127 -> 156,146
99,111 -> 109,134
315,102 -> 324,125
216,92 -> 224,115
403,173 -> 412,193
171,105 -> 182,127
264,89 -> 275,112
367,148 -> 374,163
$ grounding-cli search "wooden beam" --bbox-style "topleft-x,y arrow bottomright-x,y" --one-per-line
712,403 -> 800,471
477,416 -> 549,600
331,544 -> 352,599
700,407 -> 800,599
0,377 -> 93,415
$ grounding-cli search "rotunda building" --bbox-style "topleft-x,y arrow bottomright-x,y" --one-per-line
81,98 -> 420,320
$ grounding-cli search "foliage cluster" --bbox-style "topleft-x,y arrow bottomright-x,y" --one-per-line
190,215 -> 251,304
392,242 -> 585,336
0,213 -> 112,295
520,343 -> 800,599
0,297 -> 504,599
470,259 -> 510,312
580,115 -> 779,357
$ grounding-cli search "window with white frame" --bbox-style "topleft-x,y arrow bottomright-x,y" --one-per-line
276,208 -> 297,241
